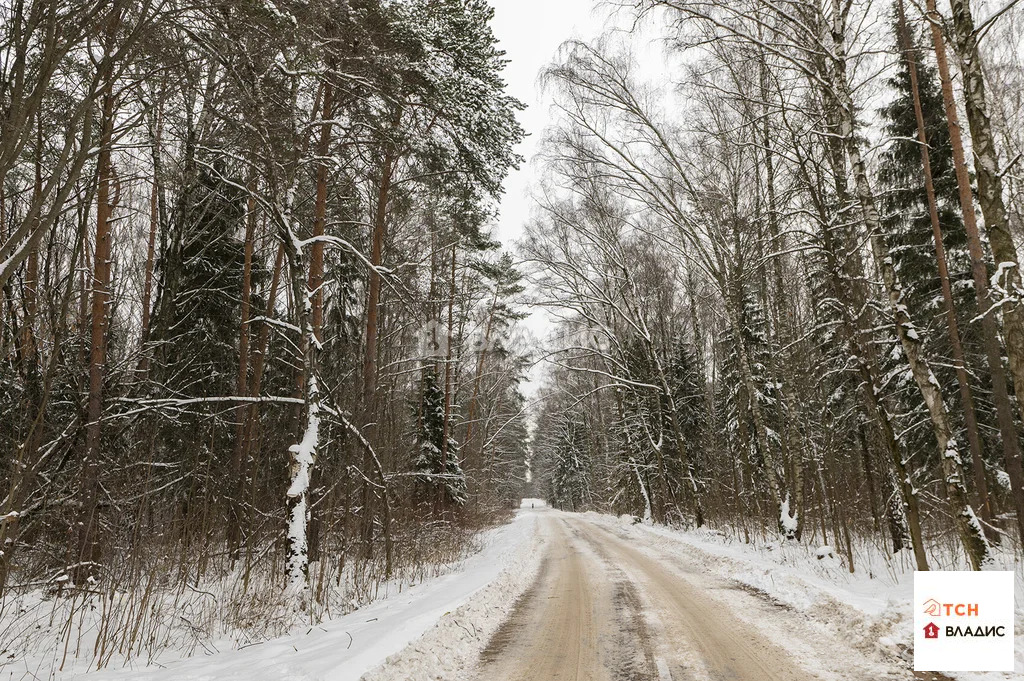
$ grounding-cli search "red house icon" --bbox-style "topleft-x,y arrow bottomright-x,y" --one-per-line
924,622 -> 939,639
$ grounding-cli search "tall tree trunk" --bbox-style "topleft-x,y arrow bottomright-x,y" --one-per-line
440,241 -> 457,511
140,103 -> 162,353
829,0 -> 988,569
232,242 -> 285,558
280,182 -> 319,606
305,82 -> 332,565
464,283 -> 499,476
227,176 -> 257,559
896,0 -> 995,540
77,42 -> 118,582
936,0 -> 1024,545
360,153 -> 393,556
795,75 -> 929,567
757,55 -> 809,537
362,154 -> 394,403
21,115 -> 41,361
821,213 -> 925,564
0,192 -> 6,338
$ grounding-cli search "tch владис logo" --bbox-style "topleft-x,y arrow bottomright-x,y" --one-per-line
914,571 -> 1014,672
920,597 -> 1006,639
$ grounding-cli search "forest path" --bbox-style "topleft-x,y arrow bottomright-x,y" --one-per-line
474,511 -> 908,681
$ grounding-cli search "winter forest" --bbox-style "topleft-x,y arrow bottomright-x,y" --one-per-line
2,0 -> 1024,677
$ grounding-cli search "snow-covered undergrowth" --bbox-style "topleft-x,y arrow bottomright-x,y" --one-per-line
584,512 -> 1023,681
0,522 -> 491,680
42,511 -> 537,681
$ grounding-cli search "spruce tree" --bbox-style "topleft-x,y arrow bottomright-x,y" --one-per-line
551,412 -> 590,512
413,368 -> 467,506
876,18 -> 993,480
149,168 -> 247,399
664,337 -> 707,515
878,21 -> 968,322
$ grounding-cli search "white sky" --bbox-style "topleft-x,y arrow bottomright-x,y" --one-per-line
489,0 -> 609,246
488,0 -> 665,399
487,0 -> 612,398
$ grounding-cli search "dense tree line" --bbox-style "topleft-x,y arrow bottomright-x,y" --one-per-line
528,0 -> 1024,571
0,0 -> 530,622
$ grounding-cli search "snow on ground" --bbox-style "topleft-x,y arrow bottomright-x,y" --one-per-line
8,508 -> 1017,681
5,511 -> 539,681
582,512 -> 1024,681
3,529 -> 486,679
360,509 -> 545,681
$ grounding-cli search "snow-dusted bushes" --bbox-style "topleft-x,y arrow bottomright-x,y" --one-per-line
0,519 -> 487,676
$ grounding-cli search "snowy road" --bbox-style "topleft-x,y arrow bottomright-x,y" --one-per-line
475,511 -> 912,681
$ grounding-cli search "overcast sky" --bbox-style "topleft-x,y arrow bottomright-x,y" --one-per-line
485,0 -> 674,401
484,0 -> 610,396
486,1 -> 666,398
488,0 -> 609,245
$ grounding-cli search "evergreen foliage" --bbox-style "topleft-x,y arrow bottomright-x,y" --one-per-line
413,368 -> 467,507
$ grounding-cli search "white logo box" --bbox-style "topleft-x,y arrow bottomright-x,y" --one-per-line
914,571 -> 1014,672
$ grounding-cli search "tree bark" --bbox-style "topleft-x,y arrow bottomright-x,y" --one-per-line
279,178 -> 319,605
234,242 -> 285,553
439,241 -> 457,511
140,103 -> 162,351
464,283 -> 500,475
362,154 -> 394,404
77,37 -> 118,582
227,175 -> 257,559
306,82 -> 332,564
936,0 -> 1024,545
21,114 -> 42,361
896,0 -> 995,540
360,152 -> 394,555
830,0 -> 988,569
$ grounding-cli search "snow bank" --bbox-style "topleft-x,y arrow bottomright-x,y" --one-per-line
360,509 -> 545,681
9,512 -> 538,681
582,512 -> 1023,681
